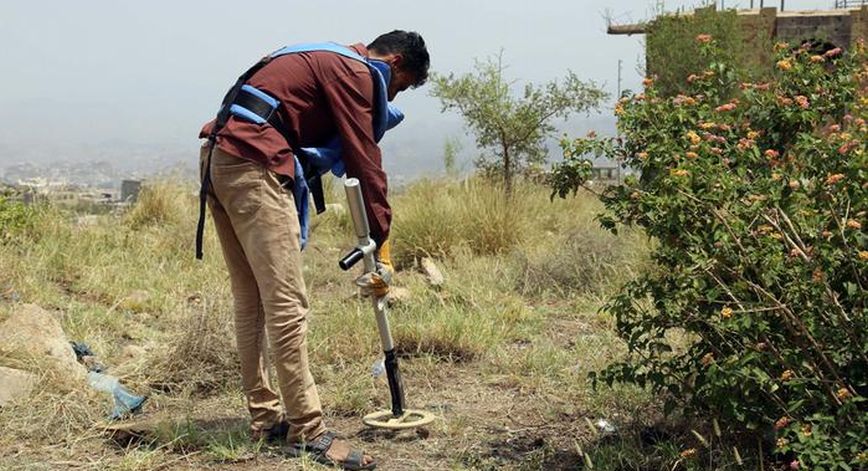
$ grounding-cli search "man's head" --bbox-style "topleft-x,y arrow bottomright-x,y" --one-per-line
367,30 -> 429,101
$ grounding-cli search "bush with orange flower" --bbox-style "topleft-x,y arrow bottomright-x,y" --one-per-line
551,36 -> 867,468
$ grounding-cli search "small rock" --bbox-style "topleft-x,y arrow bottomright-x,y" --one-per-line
0,304 -> 84,376
0,366 -> 37,407
387,287 -> 412,307
419,257 -> 444,287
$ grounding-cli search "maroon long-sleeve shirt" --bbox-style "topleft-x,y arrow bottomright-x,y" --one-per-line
200,43 -> 391,244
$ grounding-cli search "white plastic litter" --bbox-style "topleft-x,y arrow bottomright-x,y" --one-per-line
596,418 -> 617,434
371,358 -> 386,377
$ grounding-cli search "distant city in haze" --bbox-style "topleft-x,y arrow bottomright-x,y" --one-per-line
0,0 -> 839,187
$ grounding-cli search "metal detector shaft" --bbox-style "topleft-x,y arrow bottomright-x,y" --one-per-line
340,178 -> 406,416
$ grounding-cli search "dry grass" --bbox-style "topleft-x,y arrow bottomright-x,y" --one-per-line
0,177 -> 745,470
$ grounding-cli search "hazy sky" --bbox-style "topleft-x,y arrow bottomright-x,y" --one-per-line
0,0 -> 840,173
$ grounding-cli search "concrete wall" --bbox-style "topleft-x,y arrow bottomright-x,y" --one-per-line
775,12 -> 854,49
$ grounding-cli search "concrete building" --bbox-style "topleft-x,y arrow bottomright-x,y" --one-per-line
609,4 -> 866,80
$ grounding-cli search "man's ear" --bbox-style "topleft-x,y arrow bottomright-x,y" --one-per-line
390,54 -> 404,68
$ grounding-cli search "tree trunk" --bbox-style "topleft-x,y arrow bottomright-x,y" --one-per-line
503,143 -> 512,197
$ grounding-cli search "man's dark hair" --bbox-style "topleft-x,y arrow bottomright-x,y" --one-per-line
368,30 -> 430,87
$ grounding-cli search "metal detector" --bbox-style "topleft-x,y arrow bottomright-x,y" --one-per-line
338,178 -> 435,430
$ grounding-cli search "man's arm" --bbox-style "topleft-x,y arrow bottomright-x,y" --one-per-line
322,71 -> 391,246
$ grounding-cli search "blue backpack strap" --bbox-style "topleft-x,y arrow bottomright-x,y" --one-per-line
226,42 -> 397,250
270,43 -> 390,141
270,42 -> 367,61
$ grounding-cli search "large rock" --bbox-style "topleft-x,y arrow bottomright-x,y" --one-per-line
0,304 -> 84,376
0,366 -> 37,407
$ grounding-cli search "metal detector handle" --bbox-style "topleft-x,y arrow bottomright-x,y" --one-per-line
339,249 -> 364,271
342,178 -> 377,273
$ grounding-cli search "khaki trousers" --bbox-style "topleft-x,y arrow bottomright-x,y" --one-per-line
200,144 -> 325,443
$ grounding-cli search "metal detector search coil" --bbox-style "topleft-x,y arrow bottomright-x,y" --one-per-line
339,178 -> 436,430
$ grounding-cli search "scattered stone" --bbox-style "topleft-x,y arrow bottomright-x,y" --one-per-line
0,304 -> 84,376
0,366 -> 37,407
186,293 -> 202,306
419,257 -> 445,287
387,287 -> 412,307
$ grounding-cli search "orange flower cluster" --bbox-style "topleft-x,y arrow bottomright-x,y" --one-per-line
737,138 -> 756,151
836,387 -> 852,401
794,95 -> 810,109
685,151 -> 699,160
810,55 -> 825,63
670,169 -> 690,177
700,352 -> 715,366
838,140 -> 859,155
764,149 -> 781,159
695,34 -> 712,44
780,369 -> 795,381
703,133 -> 727,144
720,307 -> 733,319
777,59 -> 793,71
859,251 -> 868,261
825,173 -> 845,185
846,220 -> 862,229
686,131 -> 702,145
715,103 -> 737,113
824,47 -> 843,58
673,94 -> 698,106
687,70 -> 715,83
637,151 -> 649,160
680,448 -> 698,458
774,416 -> 791,430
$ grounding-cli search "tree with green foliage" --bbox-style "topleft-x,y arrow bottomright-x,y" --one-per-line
645,7 -> 750,97
431,53 -> 606,195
